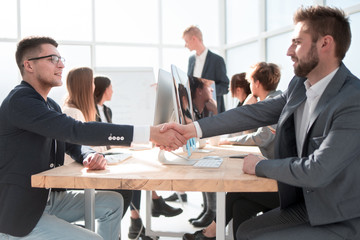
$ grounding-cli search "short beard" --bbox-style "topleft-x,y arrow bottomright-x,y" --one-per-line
294,43 -> 319,77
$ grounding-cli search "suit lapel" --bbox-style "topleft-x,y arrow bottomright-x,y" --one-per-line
188,57 -> 195,76
278,78 -> 307,128
201,50 -> 211,77
307,64 -> 348,131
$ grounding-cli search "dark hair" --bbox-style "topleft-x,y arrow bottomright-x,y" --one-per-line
94,76 -> 111,104
230,73 -> 251,98
249,62 -> 281,91
15,36 -> 58,75
294,5 -> 351,61
189,76 -> 204,100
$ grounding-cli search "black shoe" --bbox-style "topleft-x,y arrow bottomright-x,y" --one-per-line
188,207 -> 206,223
183,230 -> 215,240
164,193 -> 188,202
191,210 -> 215,228
151,196 -> 183,217
128,218 -> 156,240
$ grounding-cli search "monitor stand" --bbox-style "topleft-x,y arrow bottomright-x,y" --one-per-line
158,150 -> 197,165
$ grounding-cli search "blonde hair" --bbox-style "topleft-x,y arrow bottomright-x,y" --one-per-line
183,25 -> 203,42
65,67 -> 96,122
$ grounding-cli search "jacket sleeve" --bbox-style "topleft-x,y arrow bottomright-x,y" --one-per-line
8,89 -> 134,147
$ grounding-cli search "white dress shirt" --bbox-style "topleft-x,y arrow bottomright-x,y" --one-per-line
97,104 -> 108,123
193,48 -> 208,78
295,68 -> 339,156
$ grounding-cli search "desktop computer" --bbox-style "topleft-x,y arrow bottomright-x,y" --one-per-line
153,67 -> 223,168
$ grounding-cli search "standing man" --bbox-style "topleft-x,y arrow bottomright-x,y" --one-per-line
0,36 -> 185,239
164,6 -> 360,239
183,25 -> 229,113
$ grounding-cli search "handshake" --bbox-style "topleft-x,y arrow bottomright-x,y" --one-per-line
149,122 -> 198,151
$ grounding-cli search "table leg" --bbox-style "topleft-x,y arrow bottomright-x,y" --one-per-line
216,192 -> 226,240
145,190 -> 152,235
85,188 -> 95,231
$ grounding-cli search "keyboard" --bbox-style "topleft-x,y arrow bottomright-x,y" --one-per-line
193,156 -> 223,168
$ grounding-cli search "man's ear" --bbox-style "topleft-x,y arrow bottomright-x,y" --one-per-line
23,61 -> 34,73
320,35 -> 334,49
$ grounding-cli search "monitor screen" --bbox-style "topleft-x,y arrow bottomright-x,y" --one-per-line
171,64 -> 195,125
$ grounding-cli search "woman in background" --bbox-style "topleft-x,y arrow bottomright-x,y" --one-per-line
230,72 -> 251,107
94,76 -> 113,124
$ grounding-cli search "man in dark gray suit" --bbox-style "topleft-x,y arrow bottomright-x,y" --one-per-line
0,36 -> 186,239
183,25 -> 229,113
163,6 -> 360,240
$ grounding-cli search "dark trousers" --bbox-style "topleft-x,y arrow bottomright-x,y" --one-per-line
111,189 -> 133,217
236,202 -> 360,240
130,190 -> 141,210
215,192 -> 279,238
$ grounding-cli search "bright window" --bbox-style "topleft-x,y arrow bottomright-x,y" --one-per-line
95,0 -> 159,44
21,0 -> 92,41
162,0 -> 220,46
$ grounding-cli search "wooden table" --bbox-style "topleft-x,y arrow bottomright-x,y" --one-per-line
32,145 -> 277,239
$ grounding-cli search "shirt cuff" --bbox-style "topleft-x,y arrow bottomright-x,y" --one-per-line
133,125 -> 150,144
193,121 -> 203,138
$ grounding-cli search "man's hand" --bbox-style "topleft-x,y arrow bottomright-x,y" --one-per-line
83,153 -> 107,170
242,154 -> 265,175
219,139 -> 231,145
150,124 -> 187,151
160,122 -> 197,140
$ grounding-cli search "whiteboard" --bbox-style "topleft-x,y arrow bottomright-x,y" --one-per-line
95,67 -> 157,126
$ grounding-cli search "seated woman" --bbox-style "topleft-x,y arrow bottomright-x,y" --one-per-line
183,62 -> 282,240
229,72 -> 251,107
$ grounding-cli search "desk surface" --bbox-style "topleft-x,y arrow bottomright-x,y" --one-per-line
32,145 -> 277,192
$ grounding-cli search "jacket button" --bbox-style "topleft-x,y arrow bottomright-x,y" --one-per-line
121,136 -> 124,140
50,163 -> 55,168
116,136 -> 120,140
108,136 -> 112,140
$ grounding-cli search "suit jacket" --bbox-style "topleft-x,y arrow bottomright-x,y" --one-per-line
96,104 -> 112,123
0,81 -> 133,236
187,50 -> 229,113
197,63 -> 360,226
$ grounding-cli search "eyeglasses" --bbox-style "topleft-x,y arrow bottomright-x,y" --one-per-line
28,54 -> 65,65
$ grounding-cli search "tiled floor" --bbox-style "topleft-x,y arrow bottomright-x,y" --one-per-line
120,191 -> 207,240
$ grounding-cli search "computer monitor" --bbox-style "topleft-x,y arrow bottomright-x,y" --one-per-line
153,68 -> 196,165
153,69 -> 178,126
171,64 -> 195,125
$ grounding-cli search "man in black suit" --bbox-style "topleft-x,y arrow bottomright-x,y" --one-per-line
181,26 -> 230,227
0,36 -> 186,239
165,6 -> 360,240
183,25 -> 229,113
